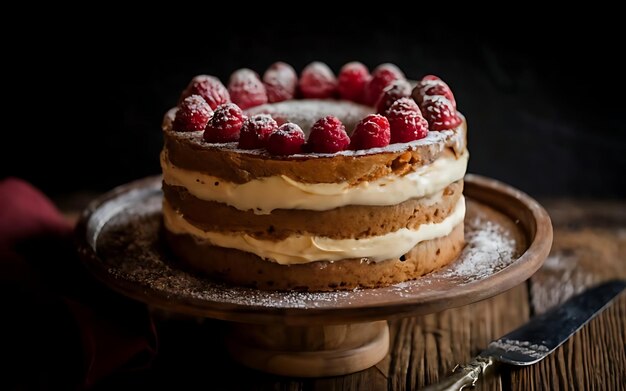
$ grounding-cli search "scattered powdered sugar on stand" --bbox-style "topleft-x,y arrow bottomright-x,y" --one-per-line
385,215 -> 518,296
96,193 -> 519,309
442,217 -> 517,281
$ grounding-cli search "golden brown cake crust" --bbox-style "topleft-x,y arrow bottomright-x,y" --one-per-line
164,180 -> 463,240
162,109 -> 466,184
164,223 -> 464,291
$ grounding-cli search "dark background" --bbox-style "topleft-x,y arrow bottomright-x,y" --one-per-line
4,19 -> 625,199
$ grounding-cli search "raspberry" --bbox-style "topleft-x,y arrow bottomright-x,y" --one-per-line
307,115 -> 350,153
387,96 -> 421,115
413,76 -> 456,108
203,103 -> 245,143
375,79 -> 412,114
422,75 -> 441,81
179,75 -> 230,111
421,96 -> 461,131
386,98 -> 429,143
228,69 -> 268,109
298,62 -> 337,99
350,114 -> 391,150
364,63 -> 405,106
267,123 -> 306,155
337,61 -> 370,102
263,62 -> 297,103
423,83 -> 456,107
238,114 -> 278,150
172,95 -> 213,132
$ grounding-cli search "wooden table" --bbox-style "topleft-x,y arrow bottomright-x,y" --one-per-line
79,199 -> 625,390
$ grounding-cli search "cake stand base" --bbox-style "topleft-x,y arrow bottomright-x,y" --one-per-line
226,321 -> 389,377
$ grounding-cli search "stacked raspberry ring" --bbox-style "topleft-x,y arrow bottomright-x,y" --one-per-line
170,61 -> 461,154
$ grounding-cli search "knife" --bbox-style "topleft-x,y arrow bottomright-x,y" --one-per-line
421,280 -> 626,391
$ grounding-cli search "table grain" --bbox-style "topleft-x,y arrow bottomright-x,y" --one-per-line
83,199 -> 625,390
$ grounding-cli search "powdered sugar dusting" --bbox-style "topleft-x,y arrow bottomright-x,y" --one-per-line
441,217 -> 517,282
246,99 -> 372,135
91,188 -> 522,309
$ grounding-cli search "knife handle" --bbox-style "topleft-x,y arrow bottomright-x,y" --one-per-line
420,356 -> 494,391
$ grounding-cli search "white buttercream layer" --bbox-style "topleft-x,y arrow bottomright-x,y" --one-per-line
163,196 -> 465,265
161,150 -> 468,214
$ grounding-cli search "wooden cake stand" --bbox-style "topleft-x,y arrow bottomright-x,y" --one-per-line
76,174 -> 552,377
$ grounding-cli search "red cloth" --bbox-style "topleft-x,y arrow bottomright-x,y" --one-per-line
0,178 -> 157,389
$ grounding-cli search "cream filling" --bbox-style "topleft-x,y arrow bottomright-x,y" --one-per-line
161,149 -> 468,214
163,196 -> 465,265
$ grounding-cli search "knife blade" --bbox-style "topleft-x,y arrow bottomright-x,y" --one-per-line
421,280 -> 626,391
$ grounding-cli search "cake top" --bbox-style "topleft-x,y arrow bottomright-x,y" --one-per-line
246,100 -> 373,136
165,61 -> 462,157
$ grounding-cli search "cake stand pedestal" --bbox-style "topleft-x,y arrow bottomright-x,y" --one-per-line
226,321 -> 388,377
76,174 -> 552,377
